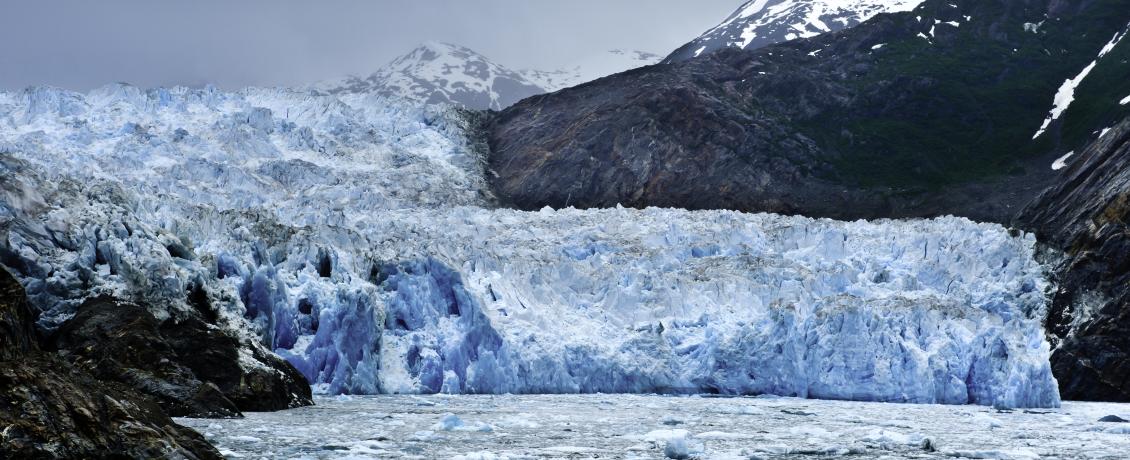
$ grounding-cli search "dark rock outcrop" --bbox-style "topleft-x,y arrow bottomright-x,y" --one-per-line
49,296 -> 313,417
0,262 -> 38,357
0,356 -> 222,460
1019,118 -> 1130,402
0,268 -> 222,459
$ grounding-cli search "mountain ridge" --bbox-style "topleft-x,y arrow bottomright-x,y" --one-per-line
319,42 -> 660,110
665,0 -> 924,63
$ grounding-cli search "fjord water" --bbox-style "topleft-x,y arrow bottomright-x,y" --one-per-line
178,394 -> 1130,459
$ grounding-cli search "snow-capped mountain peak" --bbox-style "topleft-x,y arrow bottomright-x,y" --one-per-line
665,0 -> 924,63
321,41 -> 544,111
320,43 -> 660,110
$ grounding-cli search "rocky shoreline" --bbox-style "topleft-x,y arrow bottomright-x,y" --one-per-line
1,266 -> 310,458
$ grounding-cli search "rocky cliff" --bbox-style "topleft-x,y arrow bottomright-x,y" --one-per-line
1020,117 -> 1130,401
1,268 -> 222,459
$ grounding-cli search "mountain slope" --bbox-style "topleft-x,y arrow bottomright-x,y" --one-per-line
665,0 -> 923,63
488,0 -> 1130,222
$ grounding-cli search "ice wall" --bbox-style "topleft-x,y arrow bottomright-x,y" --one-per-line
0,85 -> 1060,407
335,208 -> 1058,408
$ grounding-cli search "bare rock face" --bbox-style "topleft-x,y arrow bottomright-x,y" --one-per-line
0,268 -> 222,459
0,355 -> 223,460
0,263 -> 37,357
48,296 -> 313,418
1019,118 -> 1130,402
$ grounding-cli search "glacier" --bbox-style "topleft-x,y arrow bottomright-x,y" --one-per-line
0,84 -> 1060,407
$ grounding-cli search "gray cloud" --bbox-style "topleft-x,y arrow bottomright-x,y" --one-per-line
0,0 -> 739,91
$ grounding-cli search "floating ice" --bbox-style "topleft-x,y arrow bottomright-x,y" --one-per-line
434,413 -> 465,431
432,413 -> 492,432
664,436 -> 697,459
179,394 -> 1130,459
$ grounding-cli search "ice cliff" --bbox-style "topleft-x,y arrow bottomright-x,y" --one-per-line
0,84 -> 1060,407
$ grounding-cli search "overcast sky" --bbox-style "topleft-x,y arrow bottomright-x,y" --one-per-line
0,0 -> 740,91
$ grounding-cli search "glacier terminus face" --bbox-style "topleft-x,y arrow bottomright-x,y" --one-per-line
0,84 -> 1059,408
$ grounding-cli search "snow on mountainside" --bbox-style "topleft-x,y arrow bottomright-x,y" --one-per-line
1033,23 -> 1130,141
665,0 -> 923,63
0,85 -> 1060,407
320,42 -> 660,110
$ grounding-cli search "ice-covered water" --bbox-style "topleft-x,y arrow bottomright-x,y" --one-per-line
178,394 -> 1130,459
0,85 -> 1059,407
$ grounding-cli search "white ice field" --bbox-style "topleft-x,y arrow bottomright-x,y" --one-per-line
0,85 -> 1063,409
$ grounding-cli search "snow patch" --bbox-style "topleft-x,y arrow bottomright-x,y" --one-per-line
1052,151 -> 1075,171
1034,26 -> 1130,138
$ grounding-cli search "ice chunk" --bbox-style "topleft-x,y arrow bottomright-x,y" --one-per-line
433,413 -> 492,432
434,413 -> 464,431
664,436 -> 693,459
641,429 -> 690,443
973,413 -> 1005,429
